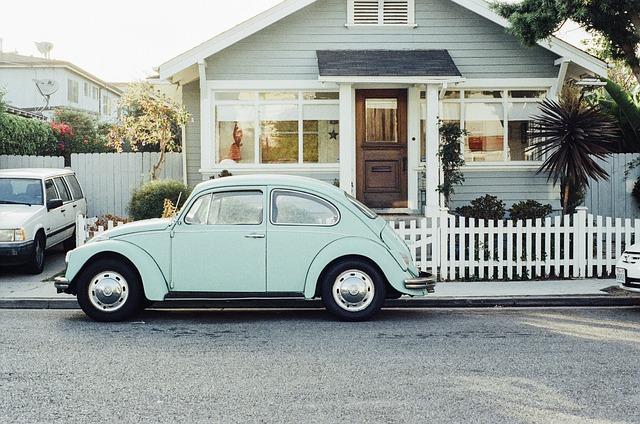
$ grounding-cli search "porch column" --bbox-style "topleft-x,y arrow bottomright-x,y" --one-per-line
424,83 -> 440,216
339,83 -> 356,195
198,61 -> 213,174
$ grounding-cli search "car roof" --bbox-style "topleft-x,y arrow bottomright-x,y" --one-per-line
195,174 -> 344,197
0,168 -> 75,179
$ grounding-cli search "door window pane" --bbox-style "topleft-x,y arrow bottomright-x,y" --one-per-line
217,105 -> 256,164
465,103 -> 504,162
44,179 -> 59,201
53,178 -> 72,202
64,175 -> 84,200
260,104 -> 299,163
185,194 -> 212,225
303,104 -> 340,163
271,191 -> 339,226
208,191 -> 263,225
365,99 -> 398,143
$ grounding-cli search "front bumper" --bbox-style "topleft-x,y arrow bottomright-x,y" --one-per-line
404,271 -> 436,293
0,240 -> 35,266
54,276 -> 71,294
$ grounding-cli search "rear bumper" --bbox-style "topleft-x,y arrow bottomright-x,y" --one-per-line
54,276 -> 71,294
0,240 -> 35,266
404,272 -> 436,293
620,283 -> 640,293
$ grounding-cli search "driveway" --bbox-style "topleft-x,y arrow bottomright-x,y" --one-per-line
0,244 -> 66,289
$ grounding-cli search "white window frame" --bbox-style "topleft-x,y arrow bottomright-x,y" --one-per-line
212,90 -> 340,166
67,79 -> 79,103
347,0 -> 416,27
420,88 -> 549,166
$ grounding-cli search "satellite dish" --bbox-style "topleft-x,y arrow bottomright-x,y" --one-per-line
35,41 -> 54,59
33,79 -> 59,111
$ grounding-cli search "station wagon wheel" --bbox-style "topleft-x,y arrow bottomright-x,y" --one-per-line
321,259 -> 386,322
76,259 -> 143,322
25,232 -> 46,275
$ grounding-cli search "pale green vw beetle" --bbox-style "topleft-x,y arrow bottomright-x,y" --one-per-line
55,175 -> 434,322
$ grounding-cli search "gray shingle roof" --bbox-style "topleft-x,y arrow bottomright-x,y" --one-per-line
316,50 -> 461,77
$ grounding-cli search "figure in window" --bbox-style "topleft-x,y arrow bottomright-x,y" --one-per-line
228,122 -> 243,161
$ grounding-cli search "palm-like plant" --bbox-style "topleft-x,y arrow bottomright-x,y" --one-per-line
529,89 -> 620,214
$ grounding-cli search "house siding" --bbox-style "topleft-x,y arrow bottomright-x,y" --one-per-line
182,81 -> 203,187
205,0 -> 559,80
449,168 -> 561,212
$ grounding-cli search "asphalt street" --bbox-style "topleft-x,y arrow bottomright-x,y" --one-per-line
1,307 -> 639,423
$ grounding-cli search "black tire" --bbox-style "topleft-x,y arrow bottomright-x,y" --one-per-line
63,232 -> 76,251
25,232 -> 46,275
321,259 -> 386,322
76,259 -> 144,322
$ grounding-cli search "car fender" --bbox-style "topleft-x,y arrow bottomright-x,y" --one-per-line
65,240 -> 170,301
303,236 -> 409,299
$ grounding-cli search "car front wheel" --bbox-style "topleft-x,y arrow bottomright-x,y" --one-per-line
25,233 -> 46,275
76,259 -> 143,322
321,259 -> 386,322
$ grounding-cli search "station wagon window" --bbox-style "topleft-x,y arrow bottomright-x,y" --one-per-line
271,190 -> 339,226
53,177 -> 72,203
208,191 -> 263,225
184,194 -> 212,225
44,179 -> 59,201
64,175 -> 84,200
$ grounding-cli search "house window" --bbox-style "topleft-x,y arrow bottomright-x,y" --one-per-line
348,0 -> 415,26
83,82 -> 90,97
92,87 -> 99,100
214,91 -> 340,165
102,95 -> 111,115
420,89 -> 548,163
67,80 -> 79,103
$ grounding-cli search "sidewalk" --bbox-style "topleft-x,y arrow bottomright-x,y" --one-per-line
0,278 -> 638,309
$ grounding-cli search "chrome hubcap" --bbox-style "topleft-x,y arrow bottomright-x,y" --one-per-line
88,271 -> 129,312
332,269 -> 375,312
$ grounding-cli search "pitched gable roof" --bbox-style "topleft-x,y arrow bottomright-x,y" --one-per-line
158,0 -> 607,81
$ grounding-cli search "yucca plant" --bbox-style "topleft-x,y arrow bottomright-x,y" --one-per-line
528,88 -> 620,214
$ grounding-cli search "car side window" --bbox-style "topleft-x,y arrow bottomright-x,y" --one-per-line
53,177 -> 72,203
208,191 -> 263,225
44,179 -> 59,202
184,194 -> 212,225
271,190 -> 340,226
64,175 -> 84,200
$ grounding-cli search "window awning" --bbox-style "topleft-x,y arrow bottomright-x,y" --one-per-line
316,50 -> 462,82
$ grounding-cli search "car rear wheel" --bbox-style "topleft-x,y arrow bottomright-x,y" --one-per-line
25,233 -> 46,275
76,259 -> 143,322
321,259 -> 386,322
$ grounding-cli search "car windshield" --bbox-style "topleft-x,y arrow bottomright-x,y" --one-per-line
0,178 -> 44,206
345,193 -> 377,219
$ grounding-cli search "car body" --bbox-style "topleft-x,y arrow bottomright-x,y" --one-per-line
0,168 -> 87,273
55,175 -> 434,321
615,246 -> 640,293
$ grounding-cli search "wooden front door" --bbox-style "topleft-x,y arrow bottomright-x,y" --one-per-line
356,89 -> 408,209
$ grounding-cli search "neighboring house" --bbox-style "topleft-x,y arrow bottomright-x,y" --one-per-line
158,0 -> 608,215
0,51 -> 121,122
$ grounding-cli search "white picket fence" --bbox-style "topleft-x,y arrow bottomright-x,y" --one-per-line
390,207 -> 637,281
77,206 -> 632,281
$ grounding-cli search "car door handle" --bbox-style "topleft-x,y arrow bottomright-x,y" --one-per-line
60,209 -> 66,213
244,233 -> 265,239
73,205 -> 77,208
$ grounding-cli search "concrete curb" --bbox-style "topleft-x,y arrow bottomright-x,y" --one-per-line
1,296 -> 639,310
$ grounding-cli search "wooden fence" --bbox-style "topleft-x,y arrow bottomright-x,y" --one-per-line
71,152 -> 183,218
391,207 -> 636,281
0,155 -> 64,169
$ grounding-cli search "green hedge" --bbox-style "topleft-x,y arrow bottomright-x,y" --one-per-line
0,113 -> 57,156
128,180 -> 192,221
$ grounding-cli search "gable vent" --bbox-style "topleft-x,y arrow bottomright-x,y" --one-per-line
349,0 -> 415,26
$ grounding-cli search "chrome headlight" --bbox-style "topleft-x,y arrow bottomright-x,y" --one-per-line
0,228 -> 27,242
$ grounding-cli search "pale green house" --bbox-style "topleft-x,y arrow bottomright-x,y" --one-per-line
158,0 -> 607,215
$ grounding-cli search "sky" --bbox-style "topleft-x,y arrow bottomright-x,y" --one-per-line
0,0 -> 590,83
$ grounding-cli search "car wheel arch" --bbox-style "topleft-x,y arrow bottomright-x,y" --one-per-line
303,237 -> 404,299
312,254 -> 390,299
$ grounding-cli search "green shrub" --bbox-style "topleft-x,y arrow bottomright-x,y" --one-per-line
455,194 -> 506,221
0,113 -> 57,156
509,200 -> 553,221
128,180 -> 192,221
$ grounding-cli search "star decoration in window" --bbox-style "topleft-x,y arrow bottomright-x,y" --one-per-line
328,129 -> 339,140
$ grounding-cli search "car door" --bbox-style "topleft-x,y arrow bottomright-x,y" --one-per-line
170,188 -> 267,294
52,177 -> 75,241
43,178 -> 66,247
266,188 -> 342,294
63,174 -> 87,218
